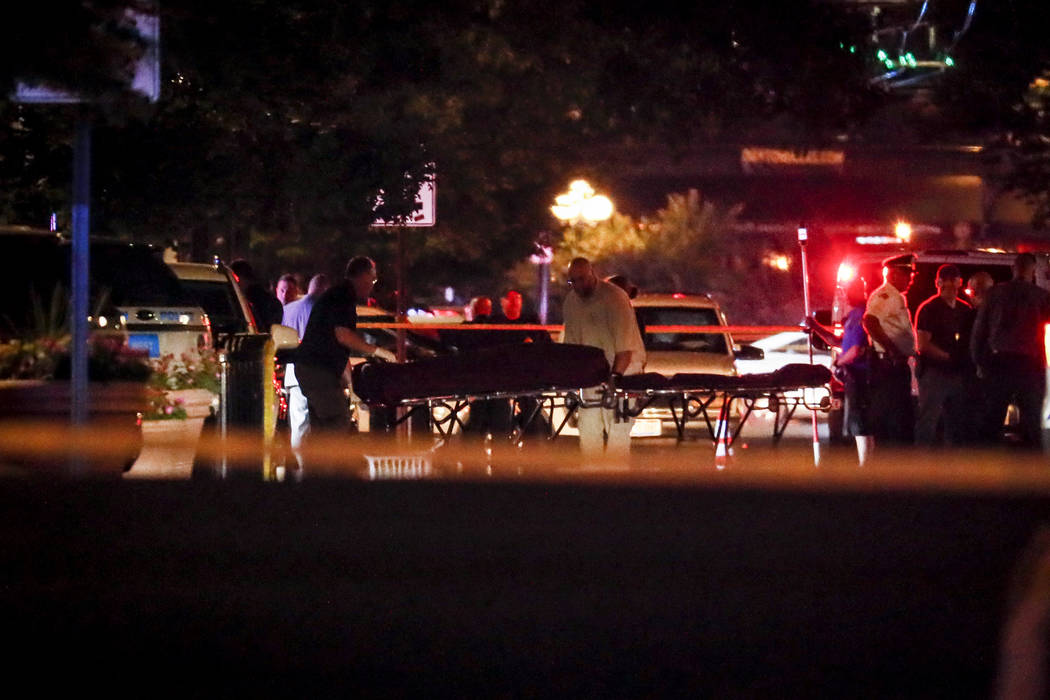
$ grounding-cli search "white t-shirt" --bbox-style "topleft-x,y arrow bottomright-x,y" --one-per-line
865,280 -> 916,356
560,280 -> 646,374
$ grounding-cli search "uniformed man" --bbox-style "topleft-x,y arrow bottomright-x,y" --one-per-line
561,257 -> 646,462
862,257 -> 918,445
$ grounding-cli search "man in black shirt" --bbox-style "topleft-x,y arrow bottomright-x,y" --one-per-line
230,259 -> 284,332
971,253 -> 1050,448
914,264 -> 975,446
295,256 -> 395,432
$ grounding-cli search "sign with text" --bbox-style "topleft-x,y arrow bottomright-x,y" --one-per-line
13,8 -> 160,104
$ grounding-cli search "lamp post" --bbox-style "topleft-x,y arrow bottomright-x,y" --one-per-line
542,180 -> 614,322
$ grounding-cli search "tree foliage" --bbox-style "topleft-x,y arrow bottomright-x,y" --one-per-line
549,189 -> 800,324
1,1 -> 881,294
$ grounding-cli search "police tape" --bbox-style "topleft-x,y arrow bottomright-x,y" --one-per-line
2,419 -> 1050,490
358,323 -> 805,335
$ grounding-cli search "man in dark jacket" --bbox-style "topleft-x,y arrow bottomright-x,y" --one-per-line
230,259 -> 283,332
970,253 -> 1050,449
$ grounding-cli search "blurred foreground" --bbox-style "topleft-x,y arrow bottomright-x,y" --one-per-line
1,423 -> 1049,696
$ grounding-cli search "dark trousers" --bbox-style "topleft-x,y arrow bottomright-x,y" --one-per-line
868,356 -> 914,445
915,366 -> 971,447
295,363 -> 350,432
982,353 -> 1046,449
843,369 -> 871,437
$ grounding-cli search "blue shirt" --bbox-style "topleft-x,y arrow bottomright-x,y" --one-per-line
282,294 -> 319,340
840,306 -> 868,370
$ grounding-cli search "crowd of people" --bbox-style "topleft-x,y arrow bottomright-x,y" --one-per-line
812,252 -> 1050,461
226,250 -> 1050,470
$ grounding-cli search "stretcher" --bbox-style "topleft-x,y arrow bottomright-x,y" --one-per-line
351,344 -> 831,448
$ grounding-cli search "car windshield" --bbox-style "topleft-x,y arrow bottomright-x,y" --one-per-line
85,243 -> 193,307
636,306 -> 728,354
179,279 -> 249,334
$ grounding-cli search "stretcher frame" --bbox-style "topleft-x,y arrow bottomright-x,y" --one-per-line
373,376 -> 830,450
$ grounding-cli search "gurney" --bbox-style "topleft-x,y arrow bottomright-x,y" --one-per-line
613,364 -> 832,447
351,344 -> 832,449
351,344 -> 611,440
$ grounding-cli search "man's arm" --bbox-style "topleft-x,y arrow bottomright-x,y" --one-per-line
805,316 -> 842,348
862,314 -> 904,359
610,350 -> 633,375
916,329 -> 951,363
609,292 -> 644,375
334,326 -> 393,360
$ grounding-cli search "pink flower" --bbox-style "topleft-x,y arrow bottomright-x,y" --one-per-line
164,405 -> 174,415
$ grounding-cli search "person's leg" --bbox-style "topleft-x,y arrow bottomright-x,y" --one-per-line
296,364 -> 350,432
1014,360 -> 1047,450
288,384 -> 310,466
984,357 -> 1016,446
577,406 -> 606,458
844,373 -> 874,464
866,359 -> 894,442
603,409 -> 633,464
915,370 -> 945,447
886,363 -> 915,445
916,367 -> 958,447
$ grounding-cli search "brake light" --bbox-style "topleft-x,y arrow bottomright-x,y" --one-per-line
672,293 -> 686,299
837,263 -> 857,285
1045,324 -> 1050,367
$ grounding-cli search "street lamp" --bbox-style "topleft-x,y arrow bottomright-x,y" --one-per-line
539,179 -> 615,323
550,179 -> 614,225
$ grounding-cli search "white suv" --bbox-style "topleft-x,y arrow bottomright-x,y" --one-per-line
168,261 -> 258,344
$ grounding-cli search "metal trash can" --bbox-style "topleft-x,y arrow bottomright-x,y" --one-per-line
193,333 -> 277,479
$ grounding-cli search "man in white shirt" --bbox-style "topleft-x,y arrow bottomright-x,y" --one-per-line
281,273 -> 330,470
561,257 -> 646,462
863,257 -> 918,445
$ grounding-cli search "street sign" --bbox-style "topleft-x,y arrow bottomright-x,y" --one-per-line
372,176 -> 436,228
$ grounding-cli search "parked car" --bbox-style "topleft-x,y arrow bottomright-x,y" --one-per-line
735,330 -> 832,416
0,227 -> 206,471
552,293 -> 753,439
0,228 -> 210,358
168,260 -> 259,345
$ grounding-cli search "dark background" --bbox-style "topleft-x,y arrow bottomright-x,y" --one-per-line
2,478 -> 1046,697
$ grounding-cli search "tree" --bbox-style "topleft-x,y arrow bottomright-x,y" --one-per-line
540,189 -> 799,323
1,1 -> 883,293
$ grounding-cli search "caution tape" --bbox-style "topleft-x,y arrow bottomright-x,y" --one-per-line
359,323 -> 804,335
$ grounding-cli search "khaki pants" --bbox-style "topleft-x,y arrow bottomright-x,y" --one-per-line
577,387 -> 633,464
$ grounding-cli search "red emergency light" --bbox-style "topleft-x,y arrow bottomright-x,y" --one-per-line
836,262 -> 857,285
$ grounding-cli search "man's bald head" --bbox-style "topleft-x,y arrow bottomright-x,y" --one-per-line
567,257 -> 598,298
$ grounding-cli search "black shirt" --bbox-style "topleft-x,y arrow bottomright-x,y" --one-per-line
971,279 -> 1050,364
915,295 -> 974,373
296,282 -> 358,375
243,282 -> 284,331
